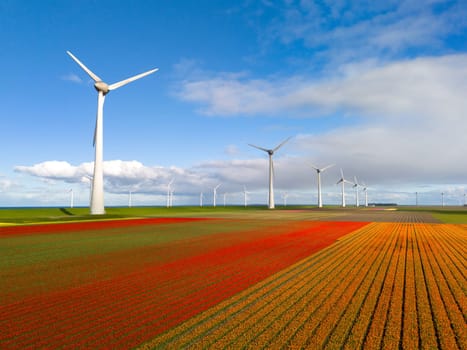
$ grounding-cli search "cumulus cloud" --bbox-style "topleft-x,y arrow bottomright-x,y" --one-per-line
178,55 -> 467,121
176,54 -> 467,192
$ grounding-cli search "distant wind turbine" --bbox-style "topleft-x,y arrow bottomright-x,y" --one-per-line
248,137 -> 291,209
67,51 -> 158,215
243,186 -> 250,207
166,179 -> 174,208
169,187 -> 174,207
336,169 -> 352,208
361,182 -> 369,207
69,189 -> 74,209
282,192 -> 288,207
353,176 -> 360,207
128,190 -> 132,208
200,192 -> 204,207
441,192 -> 445,207
310,163 -> 334,208
213,184 -> 221,207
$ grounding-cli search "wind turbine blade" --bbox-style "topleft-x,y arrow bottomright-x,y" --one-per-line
322,164 -> 335,172
336,179 -> 343,185
108,68 -> 159,91
310,163 -> 320,171
273,136 -> 292,152
248,143 -> 270,153
340,168 -> 344,179
66,51 -> 102,82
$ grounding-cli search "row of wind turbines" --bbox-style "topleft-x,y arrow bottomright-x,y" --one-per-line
249,137 -> 370,209
66,51 -> 370,213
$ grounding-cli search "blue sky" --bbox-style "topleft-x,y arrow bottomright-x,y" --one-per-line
1,0 -> 467,207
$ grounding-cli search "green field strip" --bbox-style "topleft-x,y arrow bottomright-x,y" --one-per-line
140,224 -> 374,349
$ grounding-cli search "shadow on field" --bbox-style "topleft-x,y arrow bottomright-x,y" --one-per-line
59,208 -> 74,216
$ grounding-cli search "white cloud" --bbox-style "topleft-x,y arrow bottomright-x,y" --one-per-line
176,54 -> 467,192
178,55 -> 467,121
61,73 -> 83,83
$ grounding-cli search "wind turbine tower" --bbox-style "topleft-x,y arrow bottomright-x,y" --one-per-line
362,182 -> 369,207
336,169 -> 351,208
249,137 -> 291,209
67,51 -> 158,215
166,179 -> 174,208
69,189 -> 74,209
243,186 -> 249,207
200,192 -> 204,207
128,190 -> 132,208
353,176 -> 360,207
311,163 -> 334,208
213,184 -> 221,207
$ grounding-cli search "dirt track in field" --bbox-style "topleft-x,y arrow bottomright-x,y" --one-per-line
197,208 -> 442,223
323,209 -> 442,223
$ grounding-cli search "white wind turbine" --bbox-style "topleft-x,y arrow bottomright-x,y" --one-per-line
67,51 -> 158,215
336,169 -> 352,208
69,189 -> 74,209
243,186 -> 250,207
282,192 -> 289,207
310,163 -> 334,208
248,137 -> 291,209
361,182 -> 369,207
200,192 -> 204,207
169,187 -> 175,207
213,184 -> 221,207
353,176 -> 360,207
166,179 -> 174,208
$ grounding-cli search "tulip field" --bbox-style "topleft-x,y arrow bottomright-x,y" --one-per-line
0,207 -> 465,349
144,221 -> 466,349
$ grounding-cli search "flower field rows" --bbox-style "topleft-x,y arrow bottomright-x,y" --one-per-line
143,222 -> 466,349
0,219 -> 366,349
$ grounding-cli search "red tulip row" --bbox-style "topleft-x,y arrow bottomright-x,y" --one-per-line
142,223 -> 466,349
0,217 -> 210,236
0,220 -> 366,349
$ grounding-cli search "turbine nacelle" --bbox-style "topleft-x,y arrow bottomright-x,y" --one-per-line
94,81 -> 110,95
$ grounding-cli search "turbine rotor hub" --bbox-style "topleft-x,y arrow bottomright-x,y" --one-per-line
94,81 -> 110,94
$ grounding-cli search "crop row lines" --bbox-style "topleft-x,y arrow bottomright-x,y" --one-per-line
141,223 -> 375,348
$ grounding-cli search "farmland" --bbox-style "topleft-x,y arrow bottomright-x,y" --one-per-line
0,207 -> 466,349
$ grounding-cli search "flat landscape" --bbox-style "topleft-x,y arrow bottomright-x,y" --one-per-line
0,206 -> 465,349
